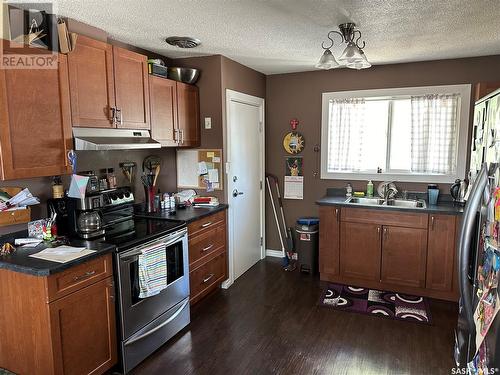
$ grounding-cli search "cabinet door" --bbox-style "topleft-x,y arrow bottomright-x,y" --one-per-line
68,35 -> 115,128
0,49 -> 72,180
176,82 -> 200,147
149,76 -> 178,146
381,226 -> 428,288
426,214 -> 457,291
340,222 -> 381,281
49,277 -> 117,375
319,206 -> 340,276
113,46 -> 150,129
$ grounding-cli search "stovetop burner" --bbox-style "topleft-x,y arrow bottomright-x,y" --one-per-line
103,218 -> 186,251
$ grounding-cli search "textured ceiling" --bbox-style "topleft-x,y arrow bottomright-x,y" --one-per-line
49,0 -> 500,74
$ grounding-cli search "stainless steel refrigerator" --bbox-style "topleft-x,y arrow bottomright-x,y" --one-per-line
455,88 -> 500,373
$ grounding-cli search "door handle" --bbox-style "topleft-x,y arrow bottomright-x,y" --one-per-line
232,189 -> 244,198
116,108 -> 123,126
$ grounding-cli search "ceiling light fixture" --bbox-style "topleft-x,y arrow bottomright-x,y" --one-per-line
316,23 -> 371,70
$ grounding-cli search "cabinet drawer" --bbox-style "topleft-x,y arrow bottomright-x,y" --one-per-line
46,254 -> 113,302
188,210 -> 226,238
341,207 -> 428,229
189,250 -> 226,304
189,224 -> 226,267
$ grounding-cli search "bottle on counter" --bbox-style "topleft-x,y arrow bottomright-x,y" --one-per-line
367,180 -> 374,198
107,168 -> 117,189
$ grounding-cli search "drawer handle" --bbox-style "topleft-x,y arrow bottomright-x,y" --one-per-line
202,273 -> 215,283
201,221 -> 212,228
73,270 -> 96,282
202,244 -> 214,252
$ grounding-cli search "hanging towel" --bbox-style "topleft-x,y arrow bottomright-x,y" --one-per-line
138,243 -> 168,298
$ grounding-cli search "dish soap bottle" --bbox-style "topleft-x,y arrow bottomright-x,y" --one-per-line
367,180 -> 374,198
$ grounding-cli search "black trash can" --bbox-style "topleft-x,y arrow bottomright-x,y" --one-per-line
295,217 -> 319,274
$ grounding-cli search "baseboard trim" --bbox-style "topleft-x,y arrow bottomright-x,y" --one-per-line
266,249 -> 284,258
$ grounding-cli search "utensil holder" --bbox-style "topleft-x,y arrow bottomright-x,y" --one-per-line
144,186 -> 156,213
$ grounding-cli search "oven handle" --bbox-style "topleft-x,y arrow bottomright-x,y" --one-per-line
124,299 -> 189,346
119,228 -> 187,261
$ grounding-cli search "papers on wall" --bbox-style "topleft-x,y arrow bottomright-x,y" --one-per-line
177,149 -> 223,190
208,169 -> 219,183
198,161 -> 208,175
284,176 -> 303,200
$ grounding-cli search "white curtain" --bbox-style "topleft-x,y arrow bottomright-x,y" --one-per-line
410,94 -> 459,174
328,98 -> 366,171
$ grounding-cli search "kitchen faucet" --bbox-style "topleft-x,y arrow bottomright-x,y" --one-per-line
381,182 -> 398,203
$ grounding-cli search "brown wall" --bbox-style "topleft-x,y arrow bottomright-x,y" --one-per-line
173,55 -> 266,202
265,55 -> 500,250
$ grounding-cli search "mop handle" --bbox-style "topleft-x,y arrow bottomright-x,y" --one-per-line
266,176 -> 286,253
266,173 -> 289,239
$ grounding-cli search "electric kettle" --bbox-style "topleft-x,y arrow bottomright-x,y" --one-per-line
450,179 -> 468,205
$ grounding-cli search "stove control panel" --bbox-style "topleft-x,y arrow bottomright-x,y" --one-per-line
102,187 -> 135,207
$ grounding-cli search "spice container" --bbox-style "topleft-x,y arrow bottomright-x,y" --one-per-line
106,168 -> 117,189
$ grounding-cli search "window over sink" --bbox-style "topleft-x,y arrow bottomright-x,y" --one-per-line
320,85 -> 471,183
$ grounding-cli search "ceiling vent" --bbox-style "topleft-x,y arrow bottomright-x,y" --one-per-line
165,36 -> 201,49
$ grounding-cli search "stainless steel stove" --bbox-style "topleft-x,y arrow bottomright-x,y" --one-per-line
98,188 -> 190,374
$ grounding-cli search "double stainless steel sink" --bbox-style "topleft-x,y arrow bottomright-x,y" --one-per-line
345,196 -> 427,209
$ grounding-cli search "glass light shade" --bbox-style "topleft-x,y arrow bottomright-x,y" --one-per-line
315,49 -> 339,70
346,49 -> 371,70
338,42 -> 364,63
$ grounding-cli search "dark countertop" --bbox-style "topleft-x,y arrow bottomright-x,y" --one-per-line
316,195 -> 464,215
0,204 -> 228,277
0,230 -> 116,276
134,204 -> 228,223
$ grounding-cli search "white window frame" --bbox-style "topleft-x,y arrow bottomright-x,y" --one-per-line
320,84 -> 471,183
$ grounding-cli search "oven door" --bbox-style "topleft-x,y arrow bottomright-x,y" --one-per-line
117,228 -> 189,339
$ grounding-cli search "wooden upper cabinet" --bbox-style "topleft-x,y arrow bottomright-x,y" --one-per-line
149,76 -> 178,146
340,222 -> 381,281
426,214 -> 457,292
113,46 -> 150,129
380,226 -> 428,288
176,81 -> 200,147
319,206 -> 340,277
68,35 -> 115,128
0,44 -> 72,180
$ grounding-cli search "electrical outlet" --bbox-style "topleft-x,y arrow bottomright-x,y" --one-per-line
204,117 -> 212,129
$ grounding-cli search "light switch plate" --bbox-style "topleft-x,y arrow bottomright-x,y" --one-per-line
204,117 -> 212,129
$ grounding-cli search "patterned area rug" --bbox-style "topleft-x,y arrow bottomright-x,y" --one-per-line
319,283 -> 432,324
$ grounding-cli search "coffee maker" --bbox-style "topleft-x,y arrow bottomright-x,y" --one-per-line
67,193 -> 105,239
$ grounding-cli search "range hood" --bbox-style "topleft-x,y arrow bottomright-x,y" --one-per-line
73,128 -> 161,151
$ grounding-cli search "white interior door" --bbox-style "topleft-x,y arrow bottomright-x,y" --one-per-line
226,90 -> 265,284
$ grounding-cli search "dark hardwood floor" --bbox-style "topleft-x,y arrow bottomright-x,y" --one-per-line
132,258 -> 458,375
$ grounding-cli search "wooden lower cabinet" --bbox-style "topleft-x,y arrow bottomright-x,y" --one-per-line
426,214 -> 457,292
319,206 -> 459,301
49,277 -> 117,375
188,210 -> 228,305
0,254 -> 117,375
340,222 -> 381,281
319,206 -> 340,277
380,226 -> 428,288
